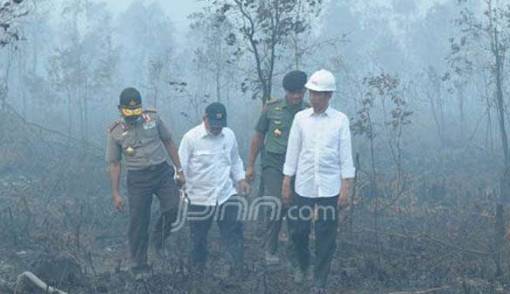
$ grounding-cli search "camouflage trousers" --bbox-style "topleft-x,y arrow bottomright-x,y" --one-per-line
261,167 -> 295,256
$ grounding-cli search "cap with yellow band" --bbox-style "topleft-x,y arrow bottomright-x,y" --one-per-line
121,107 -> 143,117
119,87 -> 143,119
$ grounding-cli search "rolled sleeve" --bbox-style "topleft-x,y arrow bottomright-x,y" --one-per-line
339,117 -> 355,179
255,110 -> 269,134
283,115 -> 300,176
178,134 -> 191,178
230,132 -> 245,182
105,133 -> 122,164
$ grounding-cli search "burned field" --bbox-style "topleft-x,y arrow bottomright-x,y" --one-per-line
0,105 -> 508,294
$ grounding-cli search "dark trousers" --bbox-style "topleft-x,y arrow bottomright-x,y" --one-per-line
288,195 -> 339,288
262,167 -> 292,255
127,162 -> 180,267
188,197 -> 244,270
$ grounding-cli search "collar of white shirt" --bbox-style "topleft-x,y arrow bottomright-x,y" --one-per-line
309,106 -> 333,117
198,122 -> 225,138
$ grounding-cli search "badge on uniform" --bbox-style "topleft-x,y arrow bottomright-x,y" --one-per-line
125,146 -> 136,156
143,121 -> 156,130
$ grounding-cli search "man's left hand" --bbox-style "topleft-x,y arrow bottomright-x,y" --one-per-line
338,192 -> 349,209
338,180 -> 352,209
237,179 -> 251,196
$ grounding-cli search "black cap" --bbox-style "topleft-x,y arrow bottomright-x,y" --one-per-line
205,102 -> 227,127
283,70 -> 307,92
119,87 -> 142,108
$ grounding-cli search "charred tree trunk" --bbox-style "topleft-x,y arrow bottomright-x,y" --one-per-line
492,27 -> 508,279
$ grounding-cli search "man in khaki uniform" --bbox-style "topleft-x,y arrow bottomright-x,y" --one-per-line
106,87 -> 185,277
245,71 -> 308,265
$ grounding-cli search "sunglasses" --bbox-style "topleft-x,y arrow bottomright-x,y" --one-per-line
121,107 -> 143,117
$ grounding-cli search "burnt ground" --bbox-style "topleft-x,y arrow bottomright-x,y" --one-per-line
0,169 -> 386,294
1,108 -> 510,294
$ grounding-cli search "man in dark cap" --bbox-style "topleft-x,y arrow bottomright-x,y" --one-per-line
179,102 -> 250,289
106,87 -> 185,279
245,70 -> 308,265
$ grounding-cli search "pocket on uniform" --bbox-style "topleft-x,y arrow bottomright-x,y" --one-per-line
142,124 -> 158,139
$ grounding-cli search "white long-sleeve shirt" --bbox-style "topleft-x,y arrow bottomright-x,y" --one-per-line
283,107 -> 355,198
178,123 -> 245,206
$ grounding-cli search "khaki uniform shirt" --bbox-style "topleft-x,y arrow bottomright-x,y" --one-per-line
255,99 -> 306,170
106,111 -> 172,171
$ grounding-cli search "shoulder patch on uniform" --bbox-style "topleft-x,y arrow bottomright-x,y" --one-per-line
262,98 -> 282,112
143,109 -> 159,122
108,120 -> 124,133
266,98 -> 280,105
144,108 -> 157,113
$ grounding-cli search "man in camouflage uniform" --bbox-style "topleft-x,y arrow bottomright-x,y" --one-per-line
245,71 -> 308,265
106,87 -> 185,277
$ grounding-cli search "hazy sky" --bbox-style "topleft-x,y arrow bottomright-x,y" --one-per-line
101,0 -> 452,39
105,0 -> 203,33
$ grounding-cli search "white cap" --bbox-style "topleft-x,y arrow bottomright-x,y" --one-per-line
305,69 -> 337,92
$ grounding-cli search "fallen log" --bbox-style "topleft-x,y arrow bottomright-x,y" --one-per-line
387,286 -> 450,294
14,271 -> 68,294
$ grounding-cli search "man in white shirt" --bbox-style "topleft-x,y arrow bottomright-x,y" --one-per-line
282,69 -> 355,293
178,102 -> 250,284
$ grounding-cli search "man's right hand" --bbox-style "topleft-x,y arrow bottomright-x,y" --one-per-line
282,176 -> 292,206
113,192 -> 124,211
175,170 -> 186,187
245,166 -> 255,183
